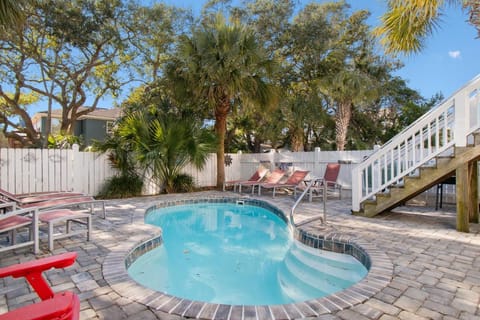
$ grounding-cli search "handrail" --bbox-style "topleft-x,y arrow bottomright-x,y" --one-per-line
290,179 -> 326,227
352,74 -> 480,212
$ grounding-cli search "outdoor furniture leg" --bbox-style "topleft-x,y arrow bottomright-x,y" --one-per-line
48,220 -> 55,252
87,215 -> 91,241
11,230 -> 16,245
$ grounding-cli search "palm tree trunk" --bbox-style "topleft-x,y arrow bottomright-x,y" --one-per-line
290,127 -> 304,151
335,101 -> 352,151
214,99 -> 230,189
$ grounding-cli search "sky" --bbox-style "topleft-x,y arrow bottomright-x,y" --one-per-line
161,0 -> 480,100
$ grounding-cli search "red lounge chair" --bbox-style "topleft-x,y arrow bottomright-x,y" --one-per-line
0,188 -> 84,205
259,170 -> 310,197
297,163 -> 342,201
0,252 -> 80,320
223,166 -> 269,192
238,169 -> 286,194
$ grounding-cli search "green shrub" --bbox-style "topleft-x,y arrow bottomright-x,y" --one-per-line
97,174 -> 143,199
48,134 -> 84,149
170,173 -> 195,193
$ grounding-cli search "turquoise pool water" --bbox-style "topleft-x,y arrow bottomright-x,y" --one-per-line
128,202 -> 368,305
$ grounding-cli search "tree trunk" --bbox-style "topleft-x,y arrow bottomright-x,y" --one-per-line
61,112 -> 75,135
290,127 -> 304,151
214,98 -> 230,189
253,138 -> 262,153
335,101 -> 352,151
43,96 -> 53,147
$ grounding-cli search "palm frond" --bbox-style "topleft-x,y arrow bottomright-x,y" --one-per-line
375,0 -> 444,55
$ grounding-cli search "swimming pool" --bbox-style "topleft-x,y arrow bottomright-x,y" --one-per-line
127,201 -> 368,305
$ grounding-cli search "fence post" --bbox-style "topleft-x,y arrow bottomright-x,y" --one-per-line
269,149 -> 276,170
71,144 -> 80,192
237,150 -> 242,180
314,147 -> 321,177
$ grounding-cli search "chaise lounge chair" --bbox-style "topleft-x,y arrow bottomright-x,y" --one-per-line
237,169 -> 286,194
1,202 -> 92,252
0,188 -> 84,206
259,170 -> 310,197
0,252 -> 80,319
1,194 -> 106,219
223,166 -> 269,192
297,163 -> 342,201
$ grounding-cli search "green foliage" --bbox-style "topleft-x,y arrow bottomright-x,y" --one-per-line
171,173 -> 195,193
0,0 -> 130,147
376,0 -> 479,55
47,133 -> 83,149
117,107 -> 216,193
107,88 -> 218,193
96,174 -> 144,199
91,133 -> 137,177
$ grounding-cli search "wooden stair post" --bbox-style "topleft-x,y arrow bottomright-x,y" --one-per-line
456,162 -> 475,232
469,161 -> 479,224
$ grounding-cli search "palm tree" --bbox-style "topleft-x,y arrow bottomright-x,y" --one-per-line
376,0 -> 480,55
318,70 -> 376,151
167,14 -> 277,189
118,108 -> 217,193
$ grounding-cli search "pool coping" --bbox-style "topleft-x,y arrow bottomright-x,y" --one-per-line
103,196 -> 393,320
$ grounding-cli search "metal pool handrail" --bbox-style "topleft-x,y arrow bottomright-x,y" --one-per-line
290,179 -> 327,227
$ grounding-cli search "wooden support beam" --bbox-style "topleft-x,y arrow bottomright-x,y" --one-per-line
456,163 -> 470,232
470,161 -> 479,223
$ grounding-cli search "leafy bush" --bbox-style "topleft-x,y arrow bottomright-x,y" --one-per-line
170,173 -> 195,193
47,134 -> 83,149
97,174 -> 143,199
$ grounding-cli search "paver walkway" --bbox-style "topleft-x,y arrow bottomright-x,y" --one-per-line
0,191 -> 479,319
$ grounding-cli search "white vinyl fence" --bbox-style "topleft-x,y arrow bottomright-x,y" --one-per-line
0,145 -> 114,195
0,147 -> 373,196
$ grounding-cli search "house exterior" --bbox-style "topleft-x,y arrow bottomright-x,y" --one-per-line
32,107 -> 122,146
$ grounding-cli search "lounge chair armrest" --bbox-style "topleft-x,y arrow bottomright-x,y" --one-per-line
0,202 -> 17,211
0,252 -> 77,279
0,207 -> 38,220
325,180 -> 341,188
29,197 -> 106,219
0,252 -> 77,300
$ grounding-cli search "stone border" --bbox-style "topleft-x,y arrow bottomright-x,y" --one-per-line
103,197 -> 393,320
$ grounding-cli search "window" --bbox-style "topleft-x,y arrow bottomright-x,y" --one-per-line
106,121 -> 114,135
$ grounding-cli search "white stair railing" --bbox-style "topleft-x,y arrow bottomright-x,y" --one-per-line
352,74 -> 480,212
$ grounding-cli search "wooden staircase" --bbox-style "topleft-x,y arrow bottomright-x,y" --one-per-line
359,135 -> 480,217
352,74 -> 480,231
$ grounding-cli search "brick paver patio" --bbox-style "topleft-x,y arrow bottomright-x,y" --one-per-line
1,191 -> 479,319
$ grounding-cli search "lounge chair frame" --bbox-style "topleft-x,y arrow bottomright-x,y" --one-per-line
0,204 -> 39,254
39,209 -> 92,251
259,170 -> 310,197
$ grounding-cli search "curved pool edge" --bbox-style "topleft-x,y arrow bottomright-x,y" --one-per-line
103,196 -> 393,320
